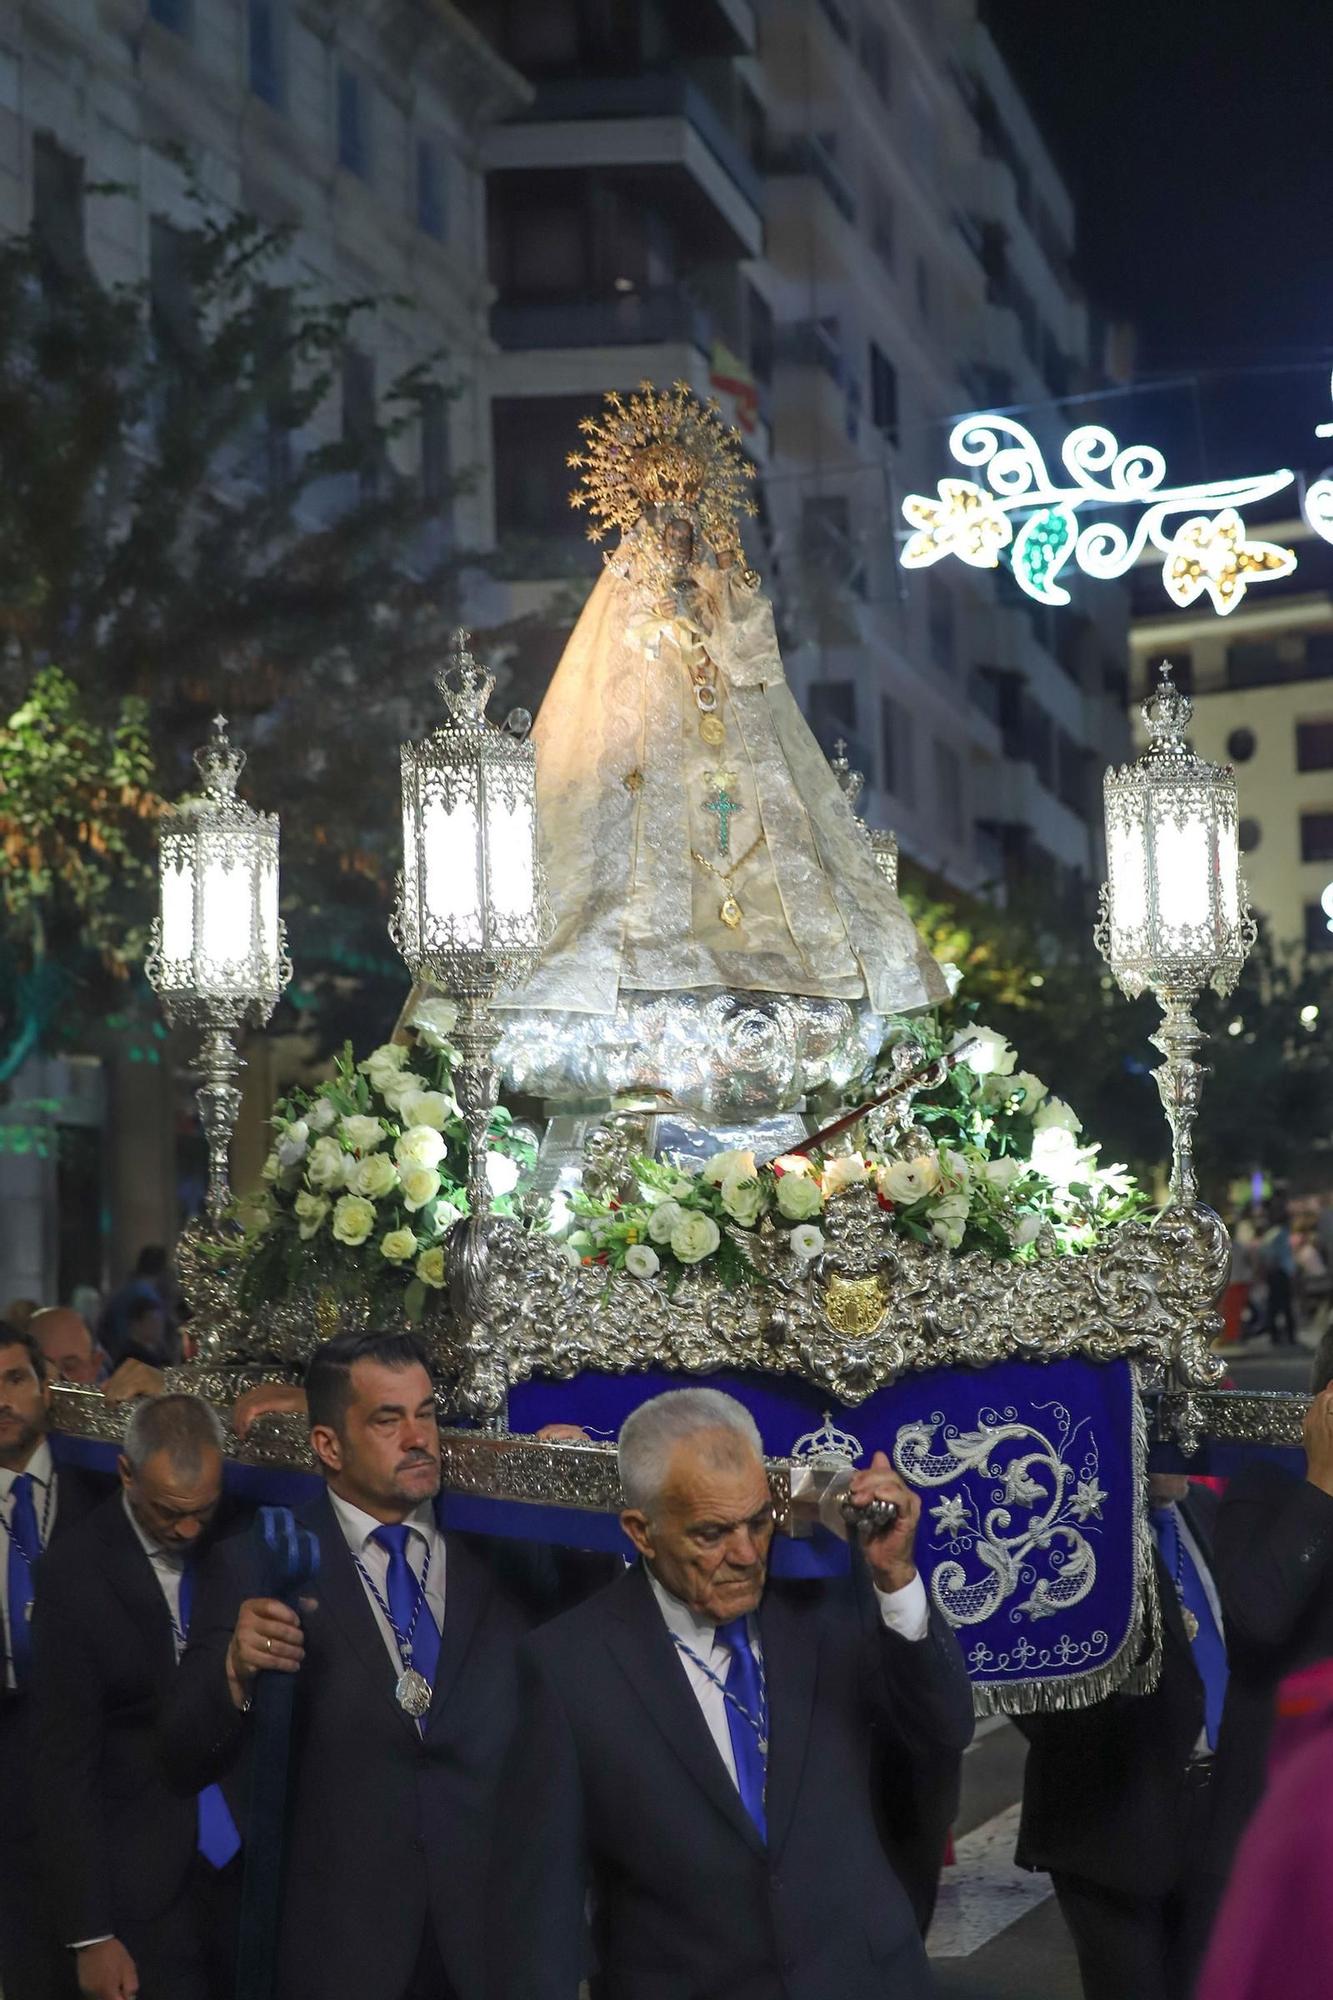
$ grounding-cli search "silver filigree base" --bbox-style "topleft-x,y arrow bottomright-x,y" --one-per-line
496,989 -> 888,1116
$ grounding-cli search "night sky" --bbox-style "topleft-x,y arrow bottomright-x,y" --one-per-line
985,0 -> 1333,477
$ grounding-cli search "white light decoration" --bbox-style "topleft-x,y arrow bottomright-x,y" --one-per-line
901,413 -> 1296,615
146,716 -> 291,1228
1096,663 -> 1255,1206
1303,371 -> 1333,545
391,631 -> 550,1265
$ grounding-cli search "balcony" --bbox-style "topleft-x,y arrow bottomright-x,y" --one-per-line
492,289 -> 715,356
769,133 -> 857,226
495,74 -> 763,245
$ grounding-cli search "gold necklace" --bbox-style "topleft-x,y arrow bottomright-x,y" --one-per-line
690,831 -> 765,929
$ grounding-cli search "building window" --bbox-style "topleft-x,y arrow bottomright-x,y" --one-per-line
870,192 -> 894,271
1296,720 -> 1333,773
1300,812 -> 1333,864
926,575 -> 954,673
934,740 -> 964,843
341,346 -> 379,496
802,495 -> 864,596
337,66 -> 369,179
807,680 -> 857,756
1227,726 -> 1256,763
1228,640 -> 1284,689
149,0 -> 190,33
416,138 -> 446,240
32,133 -> 86,279
1238,817 -> 1261,854
881,695 -> 915,806
248,0 -> 285,109
1306,902 -> 1333,955
915,254 -> 930,324
868,342 -> 898,443
420,388 -> 450,509
860,16 -> 891,103
747,283 -> 774,385
493,394 -> 592,542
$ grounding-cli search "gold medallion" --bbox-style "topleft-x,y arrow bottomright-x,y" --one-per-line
719,894 -> 743,929
699,714 -> 726,747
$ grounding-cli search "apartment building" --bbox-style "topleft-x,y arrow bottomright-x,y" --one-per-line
466,0 -> 1131,907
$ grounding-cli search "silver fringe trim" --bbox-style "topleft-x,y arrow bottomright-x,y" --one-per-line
970,1364 -> 1162,1718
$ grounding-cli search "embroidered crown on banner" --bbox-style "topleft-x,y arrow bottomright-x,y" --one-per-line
790,1411 -> 864,1470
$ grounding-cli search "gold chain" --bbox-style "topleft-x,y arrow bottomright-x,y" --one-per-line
690,832 -> 765,886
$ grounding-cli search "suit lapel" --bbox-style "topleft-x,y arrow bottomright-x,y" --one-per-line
758,1584 -> 820,1860
305,1491 -> 418,1737
603,1565 -> 766,1859
424,1522 -> 491,1731
102,1499 -> 178,1686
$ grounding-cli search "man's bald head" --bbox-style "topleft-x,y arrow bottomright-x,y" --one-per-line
30,1308 -> 99,1385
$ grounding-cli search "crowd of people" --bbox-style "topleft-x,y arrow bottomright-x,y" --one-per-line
4,1293 -> 1333,1999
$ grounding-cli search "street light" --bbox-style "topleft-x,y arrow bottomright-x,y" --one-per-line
146,716 -> 291,1228
390,632 -> 548,1317
1096,662 -> 1255,1204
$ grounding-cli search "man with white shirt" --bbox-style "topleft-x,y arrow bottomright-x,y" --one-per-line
0,1320 -> 108,2000
31,1394 -> 236,2000
161,1330 -> 606,2000
489,1386 -> 975,2000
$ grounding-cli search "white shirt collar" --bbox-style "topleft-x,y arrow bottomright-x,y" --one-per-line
0,1437 -> 54,1500
646,1565 -> 727,1653
327,1488 -> 436,1557
121,1488 -> 185,1570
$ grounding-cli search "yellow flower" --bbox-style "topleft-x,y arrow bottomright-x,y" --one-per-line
380,1227 -> 419,1264
400,1166 -> 441,1213
331,1195 -> 376,1247
415,1245 -> 446,1289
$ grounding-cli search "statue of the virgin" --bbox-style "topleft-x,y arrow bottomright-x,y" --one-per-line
491,383 -> 948,1115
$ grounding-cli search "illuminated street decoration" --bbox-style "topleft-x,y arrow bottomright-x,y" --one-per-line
1304,370 -> 1333,545
901,413 -> 1296,615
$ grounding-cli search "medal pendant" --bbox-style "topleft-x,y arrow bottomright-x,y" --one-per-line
694,682 -> 718,714
699,714 -> 726,747
719,894 -> 743,929
396,1667 -> 432,1717
1183,1608 -> 1200,1642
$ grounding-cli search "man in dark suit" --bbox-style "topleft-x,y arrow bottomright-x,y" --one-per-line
1211,1353 -> 1333,1885
0,1319 -> 108,2000
32,1393 -> 237,2000
488,1385 -> 975,2000
160,1329 -> 599,2000
1014,1475 -> 1229,2000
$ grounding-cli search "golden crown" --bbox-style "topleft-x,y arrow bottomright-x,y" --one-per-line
567,380 -> 758,570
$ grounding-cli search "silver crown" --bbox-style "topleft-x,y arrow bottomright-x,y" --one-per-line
790,1411 -> 864,1468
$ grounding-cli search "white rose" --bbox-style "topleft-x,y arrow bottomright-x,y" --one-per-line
647,1199 -> 685,1244
415,1245 -> 447,1288
331,1194 -> 376,1246
821,1153 -> 868,1198
277,1119 -> 309,1168
358,1043 -> 410,1095
1034,1095 -> 1080,1134
702,1147 -> 757,1187
669,1212 -> 721,1264
1010,1071 -> 1048,1112
400,1089 -> 452,1132
379,1070 -> 420,1116
261,1150 -> 282,1184
624,1243 -> 660,1279
411,997 -> 459,1046
395,1125 -> 446,1172
400,1166 -> 441,1213
340,1114 -> 386,1155
789,1223 -> 826,1261
1014,1212 -> 1045,1248
879,1156 -> 941,1205
940,1148 -> 973,1187
984,1156 -> 1024,1190
1030,1125 -> 1085,1189
306,1096 -> 337,1133
719,1172 -> 765,1227
352,1152 -> 399,1201
485,1152 -> 520,1197
557,1241 -> 583,1268
775,1172 -> 823,1221
380,1226 -> 418,1264
431,1201 -> 463,1236
293,1190 -> 329,1240
306,1135 -> 350,1191
953,1025 -> 1016,1078
929,1192 -> 971,1249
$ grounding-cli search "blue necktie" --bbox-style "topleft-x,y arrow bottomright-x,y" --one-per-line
715,1616 -> 768,1842
177,1566 -> 242,1869
1152,1504 -> 1229,1750
6,1473 -> 40,1687
370,1524 -> 441,1695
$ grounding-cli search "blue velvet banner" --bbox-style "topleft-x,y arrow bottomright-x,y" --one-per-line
511,1356 -> 1151,1712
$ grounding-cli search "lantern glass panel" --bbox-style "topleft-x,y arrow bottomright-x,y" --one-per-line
160,852 -> 195,967
1109,820 -> 1147,938
424,791 -> 482,945
201,855 -> 252,986
1218,823 -> 1240,928
486,787 -> 535,926
1153,811 -> 1211,935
